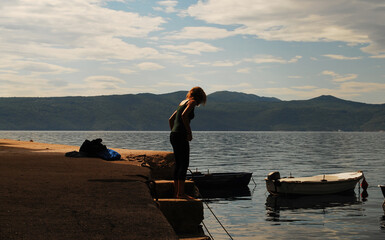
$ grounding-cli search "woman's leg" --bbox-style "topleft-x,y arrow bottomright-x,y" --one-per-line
170,132 -> 192,198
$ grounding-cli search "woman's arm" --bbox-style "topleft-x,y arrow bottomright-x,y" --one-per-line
169,111 -> 177,130
181,100 -> 196,141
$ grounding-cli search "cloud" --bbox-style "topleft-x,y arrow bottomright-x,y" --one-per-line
288,76 -> 303,79
165,26 -> 237,40
119,68 -> 136,75
211,61 -> 240,67
245,55 -> 302,64
84,75 -> 125,84
154,0 -> 178,13
136,62 -> 165,71
322,70 -> 358,82
237,68 -> 251,74
323,54 -> 362,60
339,81 -> 385,94
292,85 -> 317,90
0,0 -> 165,61
160,41 -> 222,55
0,60 -> 77,75
370,54 -> 385,59
187,0 -> 385,55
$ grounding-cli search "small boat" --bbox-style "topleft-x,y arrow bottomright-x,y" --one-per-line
265,171 -> 364,195
186,171 -> 252,189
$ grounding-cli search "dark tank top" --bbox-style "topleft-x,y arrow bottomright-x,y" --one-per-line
171,100 -> 194,134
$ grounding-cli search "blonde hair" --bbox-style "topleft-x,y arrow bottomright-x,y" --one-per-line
186,87 -> 207,105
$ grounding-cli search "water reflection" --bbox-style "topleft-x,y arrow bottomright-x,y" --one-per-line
199,186 -> 252,200
265,193 -> 362,223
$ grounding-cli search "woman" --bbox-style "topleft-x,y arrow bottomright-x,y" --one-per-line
169,87 -> 206,199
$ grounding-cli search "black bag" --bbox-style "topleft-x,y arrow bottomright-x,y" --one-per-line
79,138 -> 107,157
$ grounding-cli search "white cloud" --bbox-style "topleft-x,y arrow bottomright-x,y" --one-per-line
245,55 -> 301,64
288,76 -> 303,79
187,0 -> 385,55
212,61 -> 240,67
0,0 -> 165,62
165,26 -> 237,40
154,0 -> 178,13
156,81 -> 190,87
322,70 -> 358,82
0,60 -> 77,75
292,85 -> 317,90
160,41 -> 222,55
119,68 -> 136,75
370,54 -> 385,59
84,75 -> 125,84
323,54 -> 362,60
136,62 -> 165,71
237,68 -> 251,74
339,81 -> 385,94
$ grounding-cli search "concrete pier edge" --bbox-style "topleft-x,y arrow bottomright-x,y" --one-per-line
0,139 -> 183,240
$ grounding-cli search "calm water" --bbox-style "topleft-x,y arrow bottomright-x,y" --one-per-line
1,131 -> 385,239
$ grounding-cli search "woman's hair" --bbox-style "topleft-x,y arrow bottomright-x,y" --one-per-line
186,87 -> 207,105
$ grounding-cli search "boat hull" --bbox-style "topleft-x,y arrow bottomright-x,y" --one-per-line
265,171 -> 363,195
187,172 -> 252,189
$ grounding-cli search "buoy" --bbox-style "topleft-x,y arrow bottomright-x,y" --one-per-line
361,177 -> 368,190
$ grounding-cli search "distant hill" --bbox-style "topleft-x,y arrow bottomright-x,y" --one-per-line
207,91 -> 280,102
0,91 -> 384,131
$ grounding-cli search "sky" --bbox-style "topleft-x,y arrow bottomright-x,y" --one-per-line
1,0 -> 385,104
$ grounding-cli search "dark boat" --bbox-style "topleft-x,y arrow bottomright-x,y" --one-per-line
186,171 -> 252,189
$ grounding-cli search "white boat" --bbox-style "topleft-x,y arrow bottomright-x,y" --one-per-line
265,171 -> 364,195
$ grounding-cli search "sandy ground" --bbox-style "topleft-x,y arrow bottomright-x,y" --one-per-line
0,139 -> 178,240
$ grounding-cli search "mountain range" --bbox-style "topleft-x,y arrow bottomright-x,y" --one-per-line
0,91 -> 384,131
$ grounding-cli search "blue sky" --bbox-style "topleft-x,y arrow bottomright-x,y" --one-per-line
1,0 -> 385,103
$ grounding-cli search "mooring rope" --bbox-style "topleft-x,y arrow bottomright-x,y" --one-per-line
201,218 -> 214,240
203,200 -> 234,240
251,175 -> 257,186
187,169 -> 234,240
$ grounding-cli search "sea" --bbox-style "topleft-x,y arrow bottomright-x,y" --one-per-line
1,131 -> 384,240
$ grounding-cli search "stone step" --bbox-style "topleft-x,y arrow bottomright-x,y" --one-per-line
157,198 -> 204,235
153,180 -> 199,198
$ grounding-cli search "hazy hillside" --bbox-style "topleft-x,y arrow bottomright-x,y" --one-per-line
0,91 -> 384,131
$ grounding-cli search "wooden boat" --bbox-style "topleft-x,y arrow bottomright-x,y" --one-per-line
265,171 -> 363,195
186,171 -> 252,189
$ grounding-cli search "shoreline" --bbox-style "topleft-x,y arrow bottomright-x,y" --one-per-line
0,139 -> 178,239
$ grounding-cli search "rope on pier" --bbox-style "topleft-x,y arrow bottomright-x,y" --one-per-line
187,169 -> 234,240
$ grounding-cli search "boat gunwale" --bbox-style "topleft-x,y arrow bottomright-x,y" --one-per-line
264,171 -> 363,184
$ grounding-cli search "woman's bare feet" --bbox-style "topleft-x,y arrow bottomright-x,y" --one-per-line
177,194 -> 195,200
